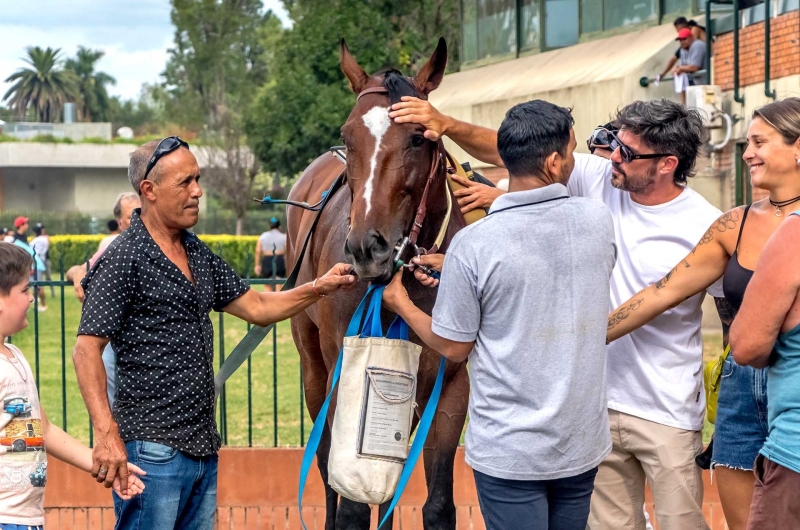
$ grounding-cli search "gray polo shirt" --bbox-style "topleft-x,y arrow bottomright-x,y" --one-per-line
432,183 -> 616,481
680,39 -> 707,85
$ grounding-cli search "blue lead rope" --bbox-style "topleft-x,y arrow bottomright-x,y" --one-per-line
298,285 -> 447,530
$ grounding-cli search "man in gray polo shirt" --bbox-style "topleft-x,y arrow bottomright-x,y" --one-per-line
383,100 -> 617,529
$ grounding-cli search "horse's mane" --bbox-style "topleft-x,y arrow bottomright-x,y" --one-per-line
381,69 -> 418,105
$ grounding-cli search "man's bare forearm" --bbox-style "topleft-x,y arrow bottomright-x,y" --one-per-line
66,265 -> 87,284
443,118 -> 504,168
394,298 -> 472,362
73,336 -> 116,434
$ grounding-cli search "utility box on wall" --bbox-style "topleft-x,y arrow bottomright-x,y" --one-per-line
686,85 -> 724,126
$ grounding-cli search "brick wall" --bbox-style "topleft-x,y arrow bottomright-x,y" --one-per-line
713,10 -> 800,91
41,447 -> 728,529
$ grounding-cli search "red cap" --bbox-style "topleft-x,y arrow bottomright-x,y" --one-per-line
13,216 -> 28,228
676,28 -> 693,40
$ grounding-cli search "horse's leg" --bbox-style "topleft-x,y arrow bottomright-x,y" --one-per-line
335,498 -> 372,530
421,364 -> 469,530
292,313 -> 339,530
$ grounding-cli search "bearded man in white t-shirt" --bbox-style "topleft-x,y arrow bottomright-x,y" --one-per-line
389,98 -> 719,530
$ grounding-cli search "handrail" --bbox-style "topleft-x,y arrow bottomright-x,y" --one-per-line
764,0 -> 777,98
639,70 -> 708,88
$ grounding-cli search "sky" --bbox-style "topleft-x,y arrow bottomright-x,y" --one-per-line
0,0 -> 290,103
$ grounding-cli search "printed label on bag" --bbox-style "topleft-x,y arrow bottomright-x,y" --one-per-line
358,368 -> 415,461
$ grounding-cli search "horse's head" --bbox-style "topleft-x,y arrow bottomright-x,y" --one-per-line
340,38 -> 448,282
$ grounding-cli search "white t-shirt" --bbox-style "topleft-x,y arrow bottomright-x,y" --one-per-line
568,154 -> 723,431
30,236 -> 49,261
0,344 -> 47,526
258,229 -> 286,255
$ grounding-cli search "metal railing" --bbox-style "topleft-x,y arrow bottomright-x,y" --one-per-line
9,253 -> 308,448
639,69 -> 708,88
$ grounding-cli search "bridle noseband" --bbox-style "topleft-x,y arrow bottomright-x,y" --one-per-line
354,86 -> 452,271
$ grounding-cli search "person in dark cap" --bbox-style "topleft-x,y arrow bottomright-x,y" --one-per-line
255,217 -> 287,292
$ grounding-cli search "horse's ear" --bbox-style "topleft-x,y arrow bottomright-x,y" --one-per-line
413,38 -> 448,95
340,39 -> 369,94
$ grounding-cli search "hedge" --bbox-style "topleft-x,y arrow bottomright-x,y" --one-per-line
48,234 -> 261,278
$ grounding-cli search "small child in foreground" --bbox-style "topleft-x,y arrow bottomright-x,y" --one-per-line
0,243 -> 145,529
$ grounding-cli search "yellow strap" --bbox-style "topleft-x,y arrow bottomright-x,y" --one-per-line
433,178 -> 452,251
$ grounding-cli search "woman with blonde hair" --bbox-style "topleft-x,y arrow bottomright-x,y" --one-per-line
606,97 -> 800,530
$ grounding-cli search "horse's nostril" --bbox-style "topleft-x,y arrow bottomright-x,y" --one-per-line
346,229 -> 392,263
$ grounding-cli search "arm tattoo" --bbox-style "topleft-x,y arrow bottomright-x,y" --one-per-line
714,296 -> 736,347
694,210 -> 740,251
608,297 -> 644,331
654,259 -> 690,289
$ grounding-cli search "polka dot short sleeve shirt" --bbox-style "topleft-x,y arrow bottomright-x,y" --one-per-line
78,209 -> 250,456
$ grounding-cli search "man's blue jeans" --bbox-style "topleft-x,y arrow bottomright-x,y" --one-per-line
113,441 -> 217,530
474,467 -> 598,530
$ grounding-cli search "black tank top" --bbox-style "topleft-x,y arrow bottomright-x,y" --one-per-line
722,205 -> 754,312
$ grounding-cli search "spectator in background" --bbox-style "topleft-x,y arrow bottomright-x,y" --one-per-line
657,17 -> 691,83
254,217 -> 287,292
30,224 -> 50,311
8,217 -> 29,244
688,19 -> 707,42
674,27 -> 707,103
1,228 -> 9,243
65,191 -> 141,408
107,219 -> 120,235
7,217 -> 46,310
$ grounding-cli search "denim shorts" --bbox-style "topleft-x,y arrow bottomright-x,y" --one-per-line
711,355 -> 769,470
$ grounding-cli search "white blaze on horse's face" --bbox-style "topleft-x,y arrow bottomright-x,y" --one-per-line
361,105 -> 391,216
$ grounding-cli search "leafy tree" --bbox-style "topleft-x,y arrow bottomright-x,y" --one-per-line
2,46 -> 79,122
245,0 -> 460,178
65,47 -> 117,122
162,0 -> 272,234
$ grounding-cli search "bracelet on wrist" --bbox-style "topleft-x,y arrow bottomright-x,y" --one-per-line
312,277 -> 326,297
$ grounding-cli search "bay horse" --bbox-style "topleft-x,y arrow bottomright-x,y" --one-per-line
286,38 -> 469,529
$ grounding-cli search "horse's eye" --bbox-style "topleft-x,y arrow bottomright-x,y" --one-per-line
411,135 -> 426,147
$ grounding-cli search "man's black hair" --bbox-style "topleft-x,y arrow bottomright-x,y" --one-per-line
674,16 -> 689,26
616,99 -> 706,185
107,219 -> 119,233
497,100 -> 574,178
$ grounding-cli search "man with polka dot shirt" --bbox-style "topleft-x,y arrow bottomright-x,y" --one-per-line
72,137 -> 357,530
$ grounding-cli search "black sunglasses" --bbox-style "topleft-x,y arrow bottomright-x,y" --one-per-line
609,133 -> 671,164
587,126 -> 617,154
143,136 -> 190,183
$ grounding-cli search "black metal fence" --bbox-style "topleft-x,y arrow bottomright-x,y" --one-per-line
10,255 -> 309,448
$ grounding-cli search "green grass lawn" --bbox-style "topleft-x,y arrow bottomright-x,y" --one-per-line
11,285 -> 724,448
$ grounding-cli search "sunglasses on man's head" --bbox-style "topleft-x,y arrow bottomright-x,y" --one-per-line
609,133 -> 672,164
143,136 -> 190,182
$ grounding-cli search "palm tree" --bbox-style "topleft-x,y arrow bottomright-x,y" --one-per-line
2,46 -> 79,122
65,47 -> 117,122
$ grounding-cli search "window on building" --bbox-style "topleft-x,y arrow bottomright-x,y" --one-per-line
477,0 -> 518,59
663,0 -> 692,16
603,0 -> 657,30
463,0 -> 479,63
741,1 -> 767,26
581,0 -> 604,34
520,0 -> 542,51
546,0 -> 580,47
778,0 -> 798,14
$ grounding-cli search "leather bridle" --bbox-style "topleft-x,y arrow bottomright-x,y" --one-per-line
354,86 -> 452,268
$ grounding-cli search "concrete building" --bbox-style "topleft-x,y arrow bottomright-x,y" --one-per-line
0,142 -> 213,215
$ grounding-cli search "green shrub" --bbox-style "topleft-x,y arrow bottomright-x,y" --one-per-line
49,234 -> 260,277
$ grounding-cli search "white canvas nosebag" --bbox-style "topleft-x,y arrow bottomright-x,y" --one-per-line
328,290 -> 422,505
